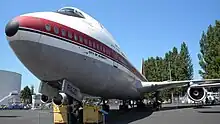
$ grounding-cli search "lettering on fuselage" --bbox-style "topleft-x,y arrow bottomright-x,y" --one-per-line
67,83 -> 77,96
88,50 -> 106,60
62,80 -> 81,101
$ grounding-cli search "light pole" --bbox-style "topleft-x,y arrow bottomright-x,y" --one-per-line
169,61 -> 172,81
169,61 -> 174,104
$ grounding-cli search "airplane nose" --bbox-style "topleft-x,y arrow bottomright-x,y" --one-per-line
5,19 -> 19,37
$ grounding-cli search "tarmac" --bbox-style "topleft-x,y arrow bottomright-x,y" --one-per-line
0,104 -> 220,124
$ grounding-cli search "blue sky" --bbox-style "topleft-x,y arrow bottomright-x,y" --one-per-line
0,0 -> 220,91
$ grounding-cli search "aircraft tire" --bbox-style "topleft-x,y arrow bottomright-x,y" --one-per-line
119,105 -> 128,111
102,104 -> 110,112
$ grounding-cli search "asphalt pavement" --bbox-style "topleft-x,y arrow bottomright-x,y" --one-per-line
0,104 -> 220,124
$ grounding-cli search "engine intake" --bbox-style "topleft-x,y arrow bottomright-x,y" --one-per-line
187,87 -> 206,102
40,94 -> 50,103
52,93 -> 68,106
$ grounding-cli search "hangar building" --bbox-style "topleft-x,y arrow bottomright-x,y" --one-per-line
0,70 -> 21,105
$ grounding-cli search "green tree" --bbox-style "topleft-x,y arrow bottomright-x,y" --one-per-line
144,56 -> 166,82
144,42 -> 194,100
170,47 -> 179,81
31,85 -> 35,95
20,86 -> 32,104
144,57 -> 156,81
164,52 -> 172,81
155,56 -> 164,81
165,47 -> 181,96
179,42 -> 193,80
198,20 -> 220,78
178,42 -> 193,95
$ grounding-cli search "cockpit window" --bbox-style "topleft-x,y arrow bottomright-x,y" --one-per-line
57,8 -> 85,19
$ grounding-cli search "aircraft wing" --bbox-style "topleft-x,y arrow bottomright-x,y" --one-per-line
137,79 -> 220,93
190,82 -> 220,88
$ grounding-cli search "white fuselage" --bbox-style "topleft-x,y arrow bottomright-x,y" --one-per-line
6,7 -> 146,99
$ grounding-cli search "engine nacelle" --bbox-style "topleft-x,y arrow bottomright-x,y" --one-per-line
187,87 -> 207,102
40,94 -> 51,103
52,93 -> 68,106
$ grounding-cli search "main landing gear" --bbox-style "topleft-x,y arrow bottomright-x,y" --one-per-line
118,99 -> 146,111
119,100 -> 129,111
152,91 -> 162,111
136,99 -> 146,108
61,96 -> 83,123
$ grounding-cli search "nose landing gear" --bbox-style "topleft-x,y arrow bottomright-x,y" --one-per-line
102,99 -> 110,112
39,79 -> 83,124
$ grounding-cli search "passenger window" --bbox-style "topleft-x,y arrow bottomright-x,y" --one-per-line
45,24 -> 51,31
96,44 -> 99,50
106,49 -> 110,55
54,27 -> 59,34
93,42 -> 96,49
74,34 -> 78,41
68,31 -> 72,38
79,36 -> 83,43
100,45 -> 102,51
61,29 -> 66,36
103,47 -> 105,53
84,38 -> 88,45
89,40 -> 92,47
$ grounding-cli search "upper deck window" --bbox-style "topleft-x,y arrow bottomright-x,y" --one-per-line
57,8 -> 85,19
89,40 -> 92,47
84,38 -> 88,45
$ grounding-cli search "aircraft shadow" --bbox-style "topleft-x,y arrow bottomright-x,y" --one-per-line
106,104 -> 197,123
0,116 -> 21,118
197,111 -> 220,113
159,104 -> 219,111
157,105 -> 195,111
106,107 -> 153,124
105,104 -> 219,123
193,106 -> 212,109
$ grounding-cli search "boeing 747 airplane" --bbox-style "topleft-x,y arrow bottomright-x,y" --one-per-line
5,7 -> 220,112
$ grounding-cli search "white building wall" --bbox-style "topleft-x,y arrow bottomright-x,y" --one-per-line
32,94 -> 42,109
0,70 -> 21,101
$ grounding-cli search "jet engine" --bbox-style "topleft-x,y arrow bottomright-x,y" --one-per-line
52,93 -> 68,106
187,87 -> 207,102
40,94 -> 51,103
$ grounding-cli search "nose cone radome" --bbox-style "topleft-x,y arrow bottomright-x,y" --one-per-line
5,19 -> 19,37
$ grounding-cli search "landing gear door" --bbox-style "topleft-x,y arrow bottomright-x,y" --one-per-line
61,79 -> 82,101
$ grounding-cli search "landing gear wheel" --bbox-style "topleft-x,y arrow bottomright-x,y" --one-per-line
119,104 -> 128,111
77,108 -> 83,124
119,100 -> 129,111
102,99 -> 110,112
153,91 -> 162,111
137,100 -> 145,109
102,104 -> 110,112
153,101 -> 161,111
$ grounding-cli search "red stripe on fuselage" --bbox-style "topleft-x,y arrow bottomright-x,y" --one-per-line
16,15 -> 146,81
